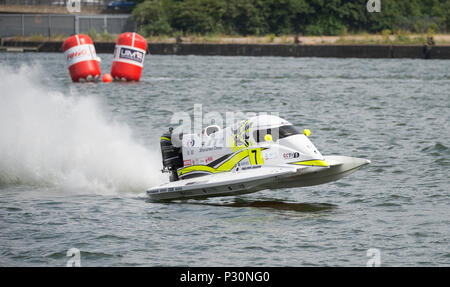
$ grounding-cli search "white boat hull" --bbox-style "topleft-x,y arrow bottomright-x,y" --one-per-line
146,155 -> 370,201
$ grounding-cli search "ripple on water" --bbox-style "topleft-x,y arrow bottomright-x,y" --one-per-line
1,55 -> 449,266
421,142 -> 449,156
214,199 -> 337,213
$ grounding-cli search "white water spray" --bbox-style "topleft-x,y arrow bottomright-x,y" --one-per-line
0,65 -> 164,194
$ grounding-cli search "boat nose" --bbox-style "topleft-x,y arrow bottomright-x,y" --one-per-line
324,155 -> 371,170
352,157 -> 371,168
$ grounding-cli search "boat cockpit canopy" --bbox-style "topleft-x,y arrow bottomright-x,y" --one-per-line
253,124 -> 301,142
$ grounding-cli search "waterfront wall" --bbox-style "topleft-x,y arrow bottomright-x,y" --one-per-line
147,43 -> 450,59
1,40 -> 449,59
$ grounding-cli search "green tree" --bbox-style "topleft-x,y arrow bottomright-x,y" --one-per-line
132,0 -> 172,36
170,0 -> 215,34
131,0 -> 449,37
222,0 -> 268,35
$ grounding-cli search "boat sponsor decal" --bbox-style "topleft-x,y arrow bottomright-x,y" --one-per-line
64,44 -> 97,67
183,159 -> 192,166
198,146 -> 222,152
186,139 -> 195,147
248,148 -> 263,165
113,45 -> 146,67
241,165 -> 262,171
147,186 -> 183,194
195,158 -> 205,165
283,152 -> 300,159
263,151 -> 278,160
237,159 -> 250,167
119,47 -> 144,63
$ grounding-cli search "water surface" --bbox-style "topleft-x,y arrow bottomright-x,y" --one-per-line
0,53 -> 449,266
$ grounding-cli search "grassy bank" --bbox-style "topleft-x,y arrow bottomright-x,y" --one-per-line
6,33 -> 450,46
147,33 -> 450,45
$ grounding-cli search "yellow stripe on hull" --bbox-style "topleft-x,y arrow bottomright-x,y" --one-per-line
290,160 -> 329,167
177,165 -> 219,176
177,148 -> 264,177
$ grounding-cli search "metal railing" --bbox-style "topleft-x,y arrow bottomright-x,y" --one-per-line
0,14 -> 137,37
0,1 -> 107,7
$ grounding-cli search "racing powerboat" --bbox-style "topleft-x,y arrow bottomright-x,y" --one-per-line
147,115 -> 370,200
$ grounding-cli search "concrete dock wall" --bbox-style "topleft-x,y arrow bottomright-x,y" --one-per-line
1,40 -> 449,59
147,43 -> 450,59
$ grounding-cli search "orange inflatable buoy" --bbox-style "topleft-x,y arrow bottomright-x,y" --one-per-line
102,73 -> 113,83
111,32 -> 147,82
62,34 -> 101,82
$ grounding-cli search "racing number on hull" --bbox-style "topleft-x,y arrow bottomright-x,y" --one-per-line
249,148 -> 263,165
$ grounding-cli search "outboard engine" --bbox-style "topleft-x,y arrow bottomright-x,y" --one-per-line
160,128 -> 183,182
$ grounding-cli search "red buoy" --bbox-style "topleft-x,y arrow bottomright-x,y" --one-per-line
62,34 -> 101,82
110,32 -> 147,82
102,73 -> 113,83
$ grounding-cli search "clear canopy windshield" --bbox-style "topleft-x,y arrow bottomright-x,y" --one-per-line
253,125 -> 301,142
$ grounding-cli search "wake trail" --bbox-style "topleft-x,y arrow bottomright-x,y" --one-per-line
0,64 -> 164,194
